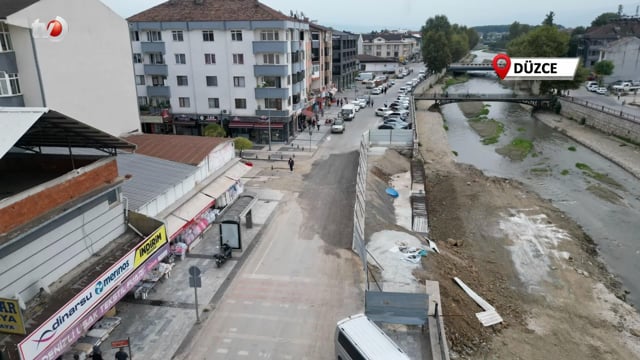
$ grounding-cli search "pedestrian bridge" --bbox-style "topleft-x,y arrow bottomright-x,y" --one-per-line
448,63 -> 494,72
414,93 -> 554,108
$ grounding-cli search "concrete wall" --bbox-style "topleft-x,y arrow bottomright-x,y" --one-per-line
559,98 -> 640,143
601,37 -> 640,84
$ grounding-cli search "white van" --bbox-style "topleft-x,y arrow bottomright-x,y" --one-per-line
341,104 -> 356,121
335,314 -> 410,360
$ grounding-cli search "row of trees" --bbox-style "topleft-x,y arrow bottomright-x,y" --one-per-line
420,15 -> 479,74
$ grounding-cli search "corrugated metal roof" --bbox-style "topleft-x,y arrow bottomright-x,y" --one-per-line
116,153 -> 197,211
124,134 -> 230,166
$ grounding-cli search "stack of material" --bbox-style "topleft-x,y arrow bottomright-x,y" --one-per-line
453,277 -> 503,327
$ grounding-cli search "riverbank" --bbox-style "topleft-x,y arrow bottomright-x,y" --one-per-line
414,93 -> 640,359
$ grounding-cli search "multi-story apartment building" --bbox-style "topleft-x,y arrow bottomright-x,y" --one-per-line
309,23 -> 333,94
578,18 -> 640,68
332,30 -> 358,91
0,0 -> 140,137
128,0 -> 310,144
360,32 -> 419,62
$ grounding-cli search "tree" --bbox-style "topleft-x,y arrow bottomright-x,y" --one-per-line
422,31 -> 451,73
449,33 -> 469,61
507,25 -> 569,57
203,123 -> 226,137
507,21 -> 532,41
422,15 -> 452,40
567,26 -> 586,57
543,11 -> 555,27
233,137 -> 253,157
466,27 -> 480,49
593,60 -> 615,85
591,12 -> 619,27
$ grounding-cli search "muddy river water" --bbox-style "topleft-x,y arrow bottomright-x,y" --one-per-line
440,51 -> 640,308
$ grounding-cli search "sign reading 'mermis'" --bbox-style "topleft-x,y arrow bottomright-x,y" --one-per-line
19,225 -> 168,360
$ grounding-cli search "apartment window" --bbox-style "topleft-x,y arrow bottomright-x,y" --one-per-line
138,96 -> 148,106
231,30 -> 243,41
204,53 -> 216,64
178,97 -> 190,107
177,75 -> 188,86
261,76 -> 280,87
130,30 -> 139,42
172,30 -> 184,42
0,72 -> 21,95
206,76 -> 218,86
146,31 -> 162,42
133,53 -> 142,63
234,98 -> 247,109
208,98 -> 220,109
260,30 -> 279,41
175,53 -> 186,64
151,76 -> 166,86
233,76 -> 245,87
202,30 -> 215,42
232,54 -> 244,64
135,75 -> 145,85
264,98 -> 282,110
263,53 -> 280,64
149,53 -> 164,65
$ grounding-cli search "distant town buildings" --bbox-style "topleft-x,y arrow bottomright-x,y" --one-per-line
359,32 -> 420,62
578,17 -> 640,68
598,36 -> 640,83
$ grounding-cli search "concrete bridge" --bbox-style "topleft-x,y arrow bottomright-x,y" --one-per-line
447,63 -> 494,73
414,93 -> 554,109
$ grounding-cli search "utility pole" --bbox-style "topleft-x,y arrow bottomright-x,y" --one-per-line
268,108 -> 272,151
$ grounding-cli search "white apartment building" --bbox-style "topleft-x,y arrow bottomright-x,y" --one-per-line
1,0 -> 140,137
128,0 -> 310,143
360,32 -> 420,62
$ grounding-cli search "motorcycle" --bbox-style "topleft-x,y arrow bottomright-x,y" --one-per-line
213,243 -> 232,268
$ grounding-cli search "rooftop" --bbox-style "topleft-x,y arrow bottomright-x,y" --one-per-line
124,133 -> 230,166
584,19 -> 640,39
362,33 -> 406,42
127,0 -> 294,22
0,0 -> 39,19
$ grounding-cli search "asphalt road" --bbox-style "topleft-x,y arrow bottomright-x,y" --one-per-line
567,86 -> 640,117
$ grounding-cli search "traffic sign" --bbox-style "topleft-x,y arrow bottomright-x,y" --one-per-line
189,276 -> 202,288
188,266 -> 201,277
111,339 -> 129,348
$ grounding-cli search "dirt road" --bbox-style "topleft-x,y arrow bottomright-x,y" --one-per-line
413,98 -> 640,359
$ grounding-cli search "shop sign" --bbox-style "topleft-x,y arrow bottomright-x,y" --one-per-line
0,298 -> 26,335
19,251 -> 137,359
31,244 -> 169,360
134,225 -> 167,268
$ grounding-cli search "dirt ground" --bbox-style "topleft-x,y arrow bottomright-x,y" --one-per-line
410,98 -> 640,359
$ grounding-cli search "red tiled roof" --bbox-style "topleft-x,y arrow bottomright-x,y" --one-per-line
128,0 -> 294,22
584,20 -> 640,38
124,134 -> 230,166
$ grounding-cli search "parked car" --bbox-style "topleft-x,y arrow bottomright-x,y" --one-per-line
388,111 -> 409,120
397,96 -> 410,102
375,107 -> 393,117
383,118 -> 410,127
331,118 -> 345,133
350,101 -> 361,111
596,87 -> 609,95
378,123 -> 408,130
587,84 -> 599,92
371,87 -> 383,95
356,98 -> 368,108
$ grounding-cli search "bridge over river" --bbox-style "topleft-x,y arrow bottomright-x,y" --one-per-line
414,93 -> 554,109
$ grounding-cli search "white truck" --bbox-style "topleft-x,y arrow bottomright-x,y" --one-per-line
612,82 -> 640,93
341,104 -> 356,121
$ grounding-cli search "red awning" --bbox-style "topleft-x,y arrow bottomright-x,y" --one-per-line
254,122 -> 284,129
228,121 -> 255,128
302,110 -> 314,118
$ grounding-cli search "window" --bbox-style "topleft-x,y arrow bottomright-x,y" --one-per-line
172,30 -> 184,42
337,332 -> 365,360
263,53 -> 280,64
135,75 -> 145,85
202,30 -> 214,42
208,98 -> 220,109
178,97 -> 190,107
130,30 -> 139,42
0,23 -> 12,51
149,53 -> 164,64
264,98 -> 282,110
260,30 -> 279,41
138,96 -> 148,106
231,30 -> 243,41
177,75 -> 188,86
151,76 -> 166,86
146,31 -> 162,42
232,54 -> 244,64
234,98 -> 247,109
133,53 -> 142,63
204,53 -> 216,64
0,72 -> 21,96
206,76 -> 218,86
233,76 -> 245,87
261,76 -> 280,88
175,53 -> 186,64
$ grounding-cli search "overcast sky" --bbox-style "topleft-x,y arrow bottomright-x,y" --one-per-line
101,0 -> 637,32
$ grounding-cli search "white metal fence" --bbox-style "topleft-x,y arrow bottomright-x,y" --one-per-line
352,132 -> 369,273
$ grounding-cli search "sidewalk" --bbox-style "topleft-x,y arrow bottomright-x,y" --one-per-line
96,182 -> 284,360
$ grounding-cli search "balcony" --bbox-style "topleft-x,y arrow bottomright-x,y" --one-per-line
254,65 -> 288,77
252,41 -> 287,53
292,62 -> 303,73
143,64 -> 168,76
140,41 -> 166,54
292,82 -> 302,94
291,40 -> 302,52
146,85 -> 170,97
255,87 -> 289,99
311,40 -> 320,49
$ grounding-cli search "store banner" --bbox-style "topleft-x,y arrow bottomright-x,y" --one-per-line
134,226 -> 167,268
31,244 -> 169,360
0,297 -> 26,335
19,225 -> 168,360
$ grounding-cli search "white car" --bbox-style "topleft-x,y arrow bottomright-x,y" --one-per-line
357,98 -> 368,108
371,87 -> 383,95
331,118 -> 345,133
595,87 -> 608,95
375,107 -> 393,117
350,101 -> 361,111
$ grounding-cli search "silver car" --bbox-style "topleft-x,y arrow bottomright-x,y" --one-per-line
331,118 -> 345,133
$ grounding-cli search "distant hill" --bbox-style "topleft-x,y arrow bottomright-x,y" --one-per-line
473,25 -> 510,33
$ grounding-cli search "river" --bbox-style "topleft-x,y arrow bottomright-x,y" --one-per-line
440,50 -> 640,308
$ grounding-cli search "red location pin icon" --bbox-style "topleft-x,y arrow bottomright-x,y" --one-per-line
492,53 -> 511,80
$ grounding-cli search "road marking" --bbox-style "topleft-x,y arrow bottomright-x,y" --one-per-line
227,299 -> 237,304
238,350 -> 249,356
216,348 -> 228,354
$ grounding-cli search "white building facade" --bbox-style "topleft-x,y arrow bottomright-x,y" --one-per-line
599,36 -> 640,84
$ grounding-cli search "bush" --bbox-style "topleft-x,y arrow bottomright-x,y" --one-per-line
203,123 -> 226,137
233,137 -> 253,156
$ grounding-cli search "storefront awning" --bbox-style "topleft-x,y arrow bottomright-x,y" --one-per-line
166,214 -> 188,239
225,161 -> 253,180
253,122 -> 284,129
172,192 -> 215,221
201,162 -> 252,198
228,121 -> 255,128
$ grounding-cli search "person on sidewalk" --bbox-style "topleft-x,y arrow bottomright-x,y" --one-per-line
90,346 -> 104,360
115,348 -> 129,360
288,157 -> 294,172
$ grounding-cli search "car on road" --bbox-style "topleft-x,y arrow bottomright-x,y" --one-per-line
331,118 -> 345,133
371,87 -> 383,95
355,98 -> 367,108
397,96 -> 410,102
383,118 -> 410,128
587,84 -> 599,92
350,101 -> 361,111
595,87 -> 609,95
390,102 -> 410,110
375,107 -> 393,117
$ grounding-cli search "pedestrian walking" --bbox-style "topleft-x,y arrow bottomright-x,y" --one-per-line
288,157 -> 294,171
371,99 -> 374,107
115,348 -> 129,360
90,346 -> 104,360
618,94 -> 621,100
317,122 -> 320,131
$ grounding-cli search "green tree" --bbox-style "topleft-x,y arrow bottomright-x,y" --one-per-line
449,33 -> 469,61
508,21 -> 532,40
422,31 -> 451,73
466,27 -> 480,49
593,60 -> 615,85
233,137 -> 253,156
543,11 -> 555,27
591,12 -> 620,27
567,26 -> 586,57
203,123 -> 226,137
423,15 -> 452,39
507,25 -> 569,57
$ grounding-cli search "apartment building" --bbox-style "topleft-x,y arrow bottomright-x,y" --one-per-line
0,0 -> 140,137
128,0 -> 310,144
332,30 -> 358,91
578,18 -> 640,68
360,32 -> 419,63
309,23 -> 333,95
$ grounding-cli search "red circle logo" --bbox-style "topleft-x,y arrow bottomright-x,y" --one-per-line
47,19 -> 64,37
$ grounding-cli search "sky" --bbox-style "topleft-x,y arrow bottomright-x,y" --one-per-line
101,0 -> 638,32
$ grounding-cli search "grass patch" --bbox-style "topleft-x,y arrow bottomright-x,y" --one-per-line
530,167 -> 552,175
568,146 -> 576,152
443,74 -> 470,89
443,124 -> 449,131
468,118 -> 504,145
496,138 -> 533,161
452,150 -> 458,156
575,163 -> 624,189
517,127 -> 526,132
531,153 -> 539,158
613,134 -> 640,147
575,163 -> 591,171
478,107 -> 490,116
561,169 -> 570,176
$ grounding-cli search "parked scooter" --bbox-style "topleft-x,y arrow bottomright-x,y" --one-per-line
214,242 -> 232,268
